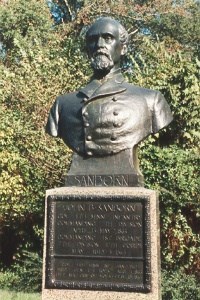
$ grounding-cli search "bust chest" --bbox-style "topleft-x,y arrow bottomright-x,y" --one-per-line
81,91 -> 152,156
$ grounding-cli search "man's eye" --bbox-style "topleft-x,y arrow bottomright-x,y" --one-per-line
104,35 -> 113,42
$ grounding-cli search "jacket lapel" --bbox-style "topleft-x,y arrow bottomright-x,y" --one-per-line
79,73 -> 126,102
79,79 -> 102,99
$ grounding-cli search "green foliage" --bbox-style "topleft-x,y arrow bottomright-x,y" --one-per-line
0,251 -> 42,292
136,1 -> 200,56
162,269 -> 200,300
0,269 -> 19,290
127,35 -> 200,277
50,0 -> 85,23
127,38 -> 200,148
140,144 -> 200,272
0,0 -> 77,267
131,34 -> 200,280
12,250 -> 42,292
0,0 -> 52,53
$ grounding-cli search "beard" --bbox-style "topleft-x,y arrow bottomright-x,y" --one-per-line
91,50 -> 114,72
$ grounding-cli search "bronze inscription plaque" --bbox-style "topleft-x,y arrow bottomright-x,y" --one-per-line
45,194 -> 151,292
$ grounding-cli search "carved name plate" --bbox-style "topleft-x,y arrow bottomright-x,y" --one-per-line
65,174 -> 142,187
45,194 -> 151,292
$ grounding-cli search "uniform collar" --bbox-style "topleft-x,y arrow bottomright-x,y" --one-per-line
79,71 -> 126,102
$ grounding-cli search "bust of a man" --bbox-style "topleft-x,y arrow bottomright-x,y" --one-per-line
46,17 -> 173,186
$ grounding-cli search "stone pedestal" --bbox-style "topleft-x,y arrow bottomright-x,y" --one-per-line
42,187 -> 161,300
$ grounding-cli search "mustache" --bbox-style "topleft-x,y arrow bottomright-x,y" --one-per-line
93,49 -> 111,59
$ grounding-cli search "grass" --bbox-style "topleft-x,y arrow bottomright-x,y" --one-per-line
0,290 -> 41,300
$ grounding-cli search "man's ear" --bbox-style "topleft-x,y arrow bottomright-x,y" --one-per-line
121,44 -> 127,56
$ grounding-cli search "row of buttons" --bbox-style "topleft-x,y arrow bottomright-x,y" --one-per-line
86,133 -> 118,142
82,95 -> 119,156
83,95 -> 118,102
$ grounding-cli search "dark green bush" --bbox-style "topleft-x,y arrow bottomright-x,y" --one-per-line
162,269 -> 200,300
0,251 -> 42,292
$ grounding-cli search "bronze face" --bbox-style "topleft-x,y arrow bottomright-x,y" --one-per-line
86,19 -> 123,73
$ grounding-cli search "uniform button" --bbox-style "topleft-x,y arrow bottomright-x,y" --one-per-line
86,135 -> 92,141
83,111 -> 88,117
84,122 -> 90,127
87,151 -> 93,156
111,135 -> 117,141
112,96 -> 117,102
113,111 -> 119,116
83,97 -> 88,102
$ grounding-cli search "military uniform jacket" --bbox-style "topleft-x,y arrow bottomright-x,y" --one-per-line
46,72 -> 173,156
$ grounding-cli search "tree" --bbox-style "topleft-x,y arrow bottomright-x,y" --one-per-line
47,0 -> 84,23
0,0 -> 88,281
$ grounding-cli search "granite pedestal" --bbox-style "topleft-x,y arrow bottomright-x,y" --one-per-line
42,187 -> 161,300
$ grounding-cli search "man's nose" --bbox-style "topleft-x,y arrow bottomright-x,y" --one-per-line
97,36 -> 105,48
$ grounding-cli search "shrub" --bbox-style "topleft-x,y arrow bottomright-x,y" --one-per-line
0,251 -> 42,292
162,269 -> 200,300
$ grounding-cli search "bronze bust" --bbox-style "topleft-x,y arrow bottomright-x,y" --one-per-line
46,17 -> 173,186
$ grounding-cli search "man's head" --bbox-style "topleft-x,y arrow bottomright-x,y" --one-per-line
86,17 -> 128,74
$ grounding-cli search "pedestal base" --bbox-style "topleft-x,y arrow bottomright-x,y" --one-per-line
42,187 -> 161,300
66,148 -> 144,187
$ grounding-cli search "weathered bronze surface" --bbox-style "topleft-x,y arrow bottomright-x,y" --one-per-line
45,193 -> 151,292
45,17 -> 173,186
65,148 -> 144,186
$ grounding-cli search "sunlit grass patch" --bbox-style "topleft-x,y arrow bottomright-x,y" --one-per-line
0,290 -> 41,300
